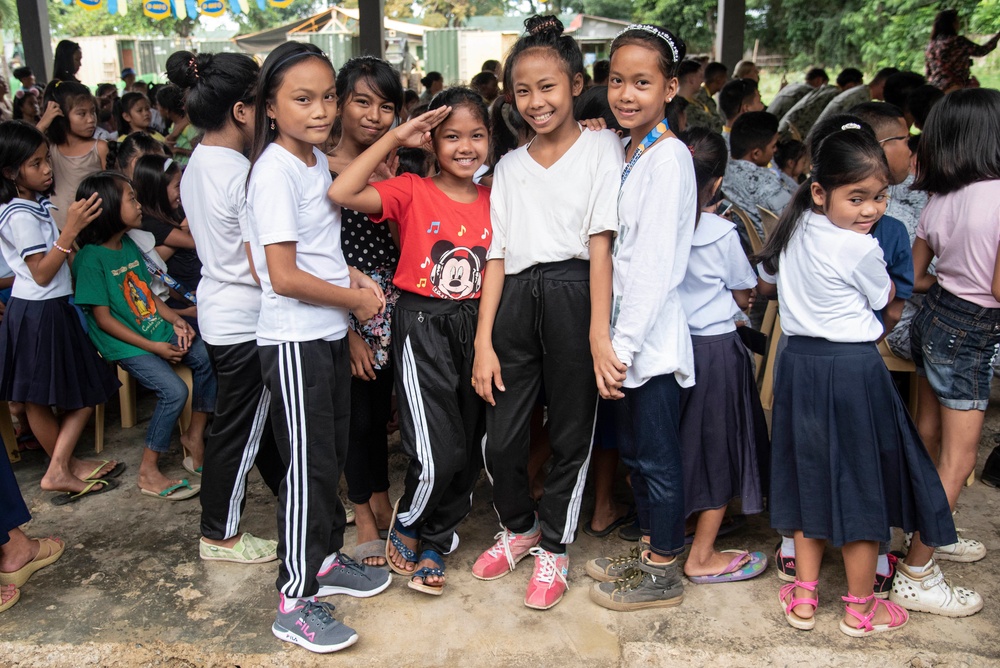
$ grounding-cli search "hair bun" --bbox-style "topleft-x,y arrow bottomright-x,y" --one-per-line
165,50 -> 206,89
525,14 -> 564,37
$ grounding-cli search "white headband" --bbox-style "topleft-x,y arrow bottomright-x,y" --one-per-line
619,24 -> 680,62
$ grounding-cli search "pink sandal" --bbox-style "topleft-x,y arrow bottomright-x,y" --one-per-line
839,592 -> 908,637
778,579 -> 818,630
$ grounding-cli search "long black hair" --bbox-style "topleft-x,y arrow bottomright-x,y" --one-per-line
334,56 -> 404,140
115,92 -> 148,136
247,42 -> 334,184
42,80 -> 96,145
74,171 -> 131,247
0,121 -> 50,204
914,88 -> 1000,195
132,153 -> 183,227
755,124 -> 889,274
679,127 -> 728,224
486,96 -> 527,175
931,9 -> 959,40
154,84 -> 186,119
166,50 -> 259,133
52,40 -> 81,83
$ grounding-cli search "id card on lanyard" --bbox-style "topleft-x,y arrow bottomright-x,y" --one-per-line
617,118 -> 670,207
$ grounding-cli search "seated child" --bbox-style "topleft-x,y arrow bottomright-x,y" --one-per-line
722,111 -> 791,239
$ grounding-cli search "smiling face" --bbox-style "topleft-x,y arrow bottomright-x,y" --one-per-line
340,78 -> 396,149
166,171 -> 182,211
268,57 -> 338,159
608,43 -> 678,139
812,175 -> 889,234
431,104 -> 488,180
119,182 -> 143,228
9,142 -> 53,197
511,48 -> 583,136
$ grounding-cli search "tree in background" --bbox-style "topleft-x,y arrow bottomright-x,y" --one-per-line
633,0 -> 718,53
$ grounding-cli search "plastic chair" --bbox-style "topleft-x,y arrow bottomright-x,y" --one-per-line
732,205 -> 763,255
757,205 -> 779,240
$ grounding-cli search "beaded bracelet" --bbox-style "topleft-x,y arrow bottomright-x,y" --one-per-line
53,243 -> 72,254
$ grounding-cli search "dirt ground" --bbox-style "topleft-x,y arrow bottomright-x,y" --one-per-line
2,384 -> 999,668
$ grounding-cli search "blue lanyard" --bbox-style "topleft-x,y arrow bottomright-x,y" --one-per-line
139,249 -> 197,305
620,118 -> 670,187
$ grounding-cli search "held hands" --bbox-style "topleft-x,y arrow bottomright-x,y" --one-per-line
391,106 -> 452,149
472,342 -> 504,406
349,268 -> 385,323
592,337 -> 627,400
347,329 -> 377,380
64,192 -> 102,236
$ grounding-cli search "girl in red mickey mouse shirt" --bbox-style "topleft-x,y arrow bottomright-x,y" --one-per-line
329,87 -> 491,596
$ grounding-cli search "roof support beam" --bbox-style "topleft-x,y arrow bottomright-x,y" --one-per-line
715,0 -> 745,70
17,0 -> 53,82
358,0 -> 385,58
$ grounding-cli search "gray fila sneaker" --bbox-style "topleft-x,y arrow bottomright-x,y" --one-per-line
272,598 -> 358,653
585,547 -> 642,583
590,555 -> 685,611
317,552 -> 392,598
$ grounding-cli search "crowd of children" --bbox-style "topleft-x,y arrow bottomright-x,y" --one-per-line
1,11 -> 998,655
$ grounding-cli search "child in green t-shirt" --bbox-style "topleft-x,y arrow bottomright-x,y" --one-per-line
71,171 -> 217,501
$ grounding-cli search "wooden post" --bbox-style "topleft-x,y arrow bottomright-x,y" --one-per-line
358,0 -> 385,58
17,0 -> 54,83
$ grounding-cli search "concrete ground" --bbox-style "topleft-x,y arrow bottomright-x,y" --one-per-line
2,387 -> 999,668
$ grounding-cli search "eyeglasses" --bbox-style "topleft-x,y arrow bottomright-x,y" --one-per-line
878,135 -> 909,145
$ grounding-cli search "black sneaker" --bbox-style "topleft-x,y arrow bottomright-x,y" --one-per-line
316,552 -> 391,598
272,598 -> 358,653
774,541 -> 795,583
982,446 -> 1000,488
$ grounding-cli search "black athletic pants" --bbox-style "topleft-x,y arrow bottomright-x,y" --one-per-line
484,260 -> 597,554
393,292 -> 484,556
201,340 -> 283,541
344,368 -> 392,504
259,338 -> 350,599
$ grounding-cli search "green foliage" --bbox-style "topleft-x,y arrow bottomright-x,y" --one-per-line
580,0 -> 630,20
0,0 -> 19,32
633,0 -> 718,53
420,0 -> 507,26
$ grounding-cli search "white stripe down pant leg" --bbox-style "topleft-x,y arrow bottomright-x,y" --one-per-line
259,337 -> 351,598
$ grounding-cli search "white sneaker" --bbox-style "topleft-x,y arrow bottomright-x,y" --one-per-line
889,560 -> 983,617
904,533 -> 986,563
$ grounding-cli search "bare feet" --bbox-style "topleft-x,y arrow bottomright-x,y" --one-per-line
40,463 -> 95,495
69,458 -> 117,481
138,468 -> 186,495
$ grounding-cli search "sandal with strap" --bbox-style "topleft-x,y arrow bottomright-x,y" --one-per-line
408,550 -> 445,596
778,579 -> 819,630
385,500 -> 419,576
839,592 -> 908,637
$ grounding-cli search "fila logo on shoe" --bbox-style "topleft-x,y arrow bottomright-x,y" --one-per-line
295,619 -> 316,642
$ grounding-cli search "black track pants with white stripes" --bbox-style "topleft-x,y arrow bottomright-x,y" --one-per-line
483,260 -> 597,554
200,341 -> 284,541
393,293 -> 484,556
259,338 -> 351,598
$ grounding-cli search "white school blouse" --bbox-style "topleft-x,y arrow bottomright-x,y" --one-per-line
488,127 -> 623,275
246,144 -> 350,345
611,137 -> 697,389
777,211 -> 890,342
0,197 -> 72,300
183,144 -> 262,346
678,213 -> 757,336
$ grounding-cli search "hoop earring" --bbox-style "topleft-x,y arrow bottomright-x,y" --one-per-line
269,118 -> 275,131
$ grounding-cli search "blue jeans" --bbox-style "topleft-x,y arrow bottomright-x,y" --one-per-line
117,336 -> 217,453
613,373 -> 685,557
912,283 -> 1000,411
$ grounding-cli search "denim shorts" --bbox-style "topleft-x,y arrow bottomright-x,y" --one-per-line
911,283 -> 1000,411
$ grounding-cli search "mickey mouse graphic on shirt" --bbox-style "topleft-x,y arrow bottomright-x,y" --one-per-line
429,239 -> 488,300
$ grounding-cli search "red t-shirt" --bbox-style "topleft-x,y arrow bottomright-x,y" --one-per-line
371,173 -> 492,300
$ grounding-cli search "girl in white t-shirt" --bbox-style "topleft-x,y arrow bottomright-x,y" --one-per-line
167,49 -> 284,565
471,15 -> 622,611
0,121 -> 121,504
244,42 -> 388,654
756,123 -> 955,637
674,127 -> 768,586
900,88 -> 999,616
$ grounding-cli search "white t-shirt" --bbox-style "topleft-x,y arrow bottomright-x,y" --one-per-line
777,211 -> 890,342
0,197 -> 72,300
611,137 -> 697,389
488,127 -> 623,275
679,213 -> 757,336
246,144 -> 350,345
182,145 -> 262,345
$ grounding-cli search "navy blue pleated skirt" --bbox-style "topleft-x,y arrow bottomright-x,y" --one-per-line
769,336 -> 956,547
679,330 -> 769,517
1,451 -> 30,543
0,296 -> 120,409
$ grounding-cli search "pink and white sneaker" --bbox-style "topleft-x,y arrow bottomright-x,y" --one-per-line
524,547 -> 569,610
472,525 -> 541,581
